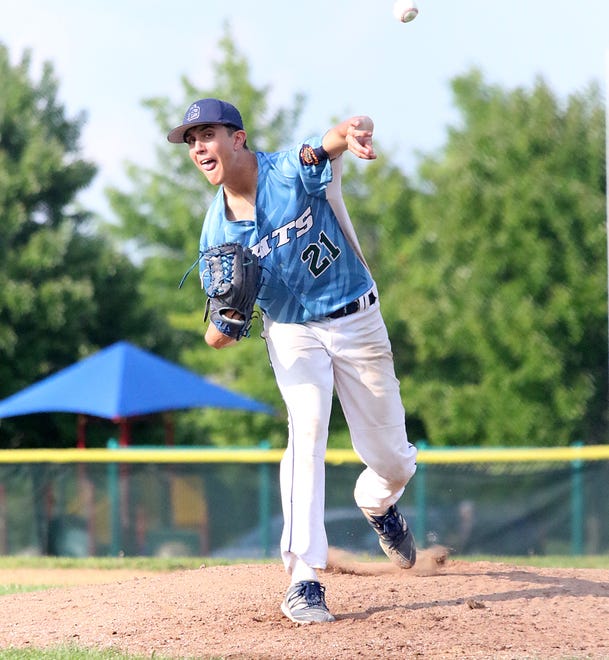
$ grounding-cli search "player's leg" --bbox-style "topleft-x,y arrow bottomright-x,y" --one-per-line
278,381 -> 332,573
263,317 -> 335,623
327,305 -> 418,566
329,305 -> 417,504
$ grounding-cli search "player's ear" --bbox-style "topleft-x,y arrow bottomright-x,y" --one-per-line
233,129 -> 247,150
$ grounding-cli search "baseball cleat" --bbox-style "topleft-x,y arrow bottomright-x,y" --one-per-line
281,580 -> 335,624
363,504 -> 417,568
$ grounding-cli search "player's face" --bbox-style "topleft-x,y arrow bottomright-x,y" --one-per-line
185,124 -> 239,186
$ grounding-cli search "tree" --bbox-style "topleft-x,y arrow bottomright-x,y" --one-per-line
0,44 -> 174,448
106,29 -> 305,318
105,28 -> 309,447
398,70 -> 607,446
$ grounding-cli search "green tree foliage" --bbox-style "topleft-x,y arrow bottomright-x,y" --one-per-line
0,45 -> 173,448
398,71 -> 607,446
106,29 -> 305,318
105,28 -> 308,447
107,31 -> 606,450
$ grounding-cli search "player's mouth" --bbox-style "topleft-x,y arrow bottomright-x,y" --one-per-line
199,158 -> 216,171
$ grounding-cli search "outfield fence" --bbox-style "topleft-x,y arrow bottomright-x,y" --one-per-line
0,442 -> 608,558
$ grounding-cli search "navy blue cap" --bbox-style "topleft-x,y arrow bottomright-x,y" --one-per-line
167,98 -> 244,143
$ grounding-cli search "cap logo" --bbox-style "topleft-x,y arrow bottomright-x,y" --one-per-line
185,103 -> 201,123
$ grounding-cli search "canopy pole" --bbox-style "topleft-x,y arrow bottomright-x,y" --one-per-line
606,49 -> 609,436
119,419 -> 131,447
77,415 -> 87,449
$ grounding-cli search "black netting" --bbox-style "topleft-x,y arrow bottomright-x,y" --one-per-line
0,459 -> 606,558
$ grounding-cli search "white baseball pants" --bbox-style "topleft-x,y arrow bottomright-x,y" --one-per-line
263,302 -> 417,574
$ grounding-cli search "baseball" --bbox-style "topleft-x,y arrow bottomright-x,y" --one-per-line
393,0 -> 419,23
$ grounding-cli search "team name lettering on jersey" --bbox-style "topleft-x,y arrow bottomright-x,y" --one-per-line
253,207 -> 314,257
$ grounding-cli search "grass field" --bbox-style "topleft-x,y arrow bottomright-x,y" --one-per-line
2,553 -> 608,574
0,649 -> 177,660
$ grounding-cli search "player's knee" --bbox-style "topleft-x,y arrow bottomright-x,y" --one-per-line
388,452 -> 417,487
398,459 -> 417,485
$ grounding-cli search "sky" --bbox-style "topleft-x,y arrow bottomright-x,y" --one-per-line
1,0 -> 608,218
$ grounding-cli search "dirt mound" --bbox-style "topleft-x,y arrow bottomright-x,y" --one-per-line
0,552 -> 608,659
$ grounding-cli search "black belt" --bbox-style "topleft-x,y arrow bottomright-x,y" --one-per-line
327,292 -> 377,319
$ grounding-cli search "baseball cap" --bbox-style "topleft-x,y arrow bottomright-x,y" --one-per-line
167,98 -> 244,144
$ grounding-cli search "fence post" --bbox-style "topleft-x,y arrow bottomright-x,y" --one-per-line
570,441 -> 584,556
415,440 -> 427,547
258,440 -> 272,558
0,483 -> 6,554
107,438 -> 121,556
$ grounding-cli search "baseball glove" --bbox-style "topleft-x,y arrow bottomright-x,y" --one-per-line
200,242 -> 261,340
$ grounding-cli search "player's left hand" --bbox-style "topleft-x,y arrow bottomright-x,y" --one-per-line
346,117 -> 377,160
201,242 -> 261,341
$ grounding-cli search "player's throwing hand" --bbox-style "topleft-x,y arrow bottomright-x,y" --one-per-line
345,116 -> 377,160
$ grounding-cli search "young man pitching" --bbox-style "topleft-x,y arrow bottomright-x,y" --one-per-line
168,98 -> 418,624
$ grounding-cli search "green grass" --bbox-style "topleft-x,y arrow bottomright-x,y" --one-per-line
0,643 -> 222,660
0,584 -> 52,596
453,554 -> 609,569
0,647 -> 195,659
0,555 -> 275,597
1,553 -> 608,572
0,555 -> 230,571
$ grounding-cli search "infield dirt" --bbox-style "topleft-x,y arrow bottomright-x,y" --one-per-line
0,548 -> 608,659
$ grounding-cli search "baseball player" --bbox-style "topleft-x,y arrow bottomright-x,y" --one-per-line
168,98 -> 418,624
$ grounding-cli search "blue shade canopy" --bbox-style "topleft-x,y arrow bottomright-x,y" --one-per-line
0,341 -> 272,419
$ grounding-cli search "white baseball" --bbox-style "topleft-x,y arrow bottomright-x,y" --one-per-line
393,0 -> 418,23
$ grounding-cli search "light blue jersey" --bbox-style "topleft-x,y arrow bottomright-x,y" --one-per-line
199,135 -> 374,323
